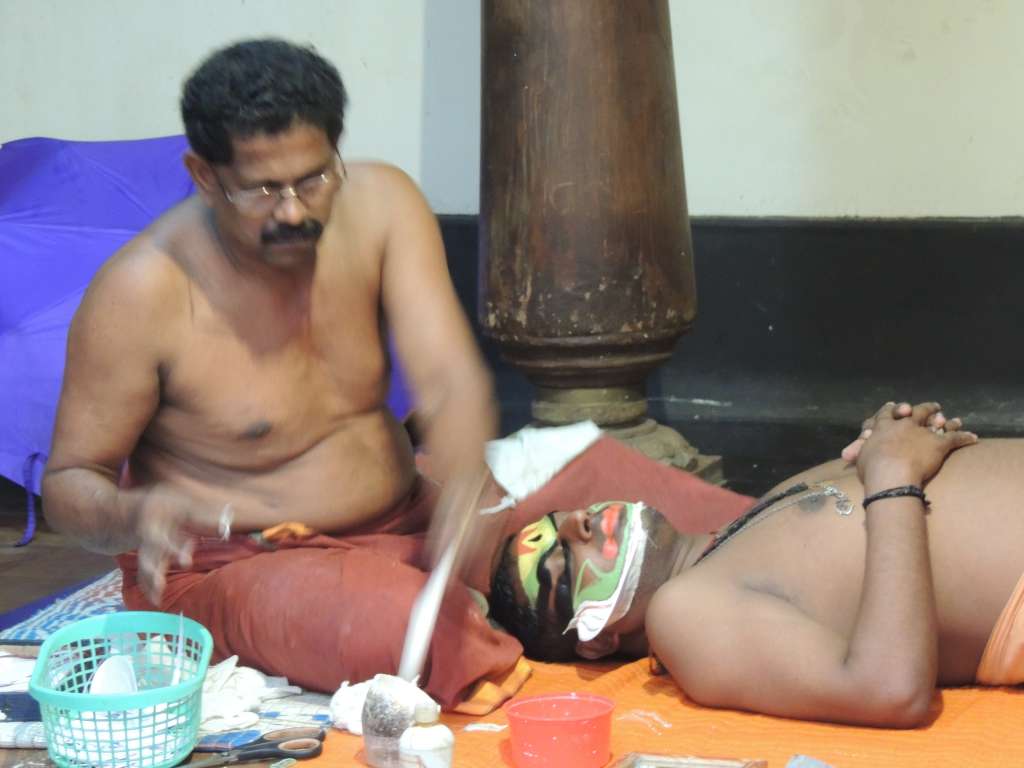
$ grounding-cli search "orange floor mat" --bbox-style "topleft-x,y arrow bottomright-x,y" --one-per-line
315,658 -> 1024,767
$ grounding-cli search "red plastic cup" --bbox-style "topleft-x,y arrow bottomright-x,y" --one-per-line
504,692 -> 614,768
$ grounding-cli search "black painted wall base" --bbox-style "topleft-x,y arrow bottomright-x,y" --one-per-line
438,215 -> 1024,486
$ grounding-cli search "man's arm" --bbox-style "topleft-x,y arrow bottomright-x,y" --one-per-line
646,404 -> 977,727
44,250 -> 167,552
375,166 -> 500,558
377,166 -> 496,478
43,248 -> 218,599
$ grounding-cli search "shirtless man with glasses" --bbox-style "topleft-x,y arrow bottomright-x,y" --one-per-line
41,39 -> 523,707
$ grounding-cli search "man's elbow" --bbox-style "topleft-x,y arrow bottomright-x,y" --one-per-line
847,671 -> 937,729
859,677 -> 936,728
40,488 -> 85,545
41,469 -> 123,555
40,472 -> 69,534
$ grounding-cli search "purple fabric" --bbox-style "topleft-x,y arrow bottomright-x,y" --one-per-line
0,135 -> 413,537
0,135 -> 195,502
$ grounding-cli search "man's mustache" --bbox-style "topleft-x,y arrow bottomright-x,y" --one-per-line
261,219 -> 324,245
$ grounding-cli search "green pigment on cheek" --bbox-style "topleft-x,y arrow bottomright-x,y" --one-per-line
572,502 -> 637,608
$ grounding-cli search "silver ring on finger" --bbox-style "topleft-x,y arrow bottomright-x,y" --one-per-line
218,503 -> 234,541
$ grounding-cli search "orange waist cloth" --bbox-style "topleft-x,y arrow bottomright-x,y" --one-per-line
976,567 -> 1024,685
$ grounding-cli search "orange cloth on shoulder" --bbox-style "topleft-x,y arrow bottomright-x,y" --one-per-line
976,568 -> 1024,685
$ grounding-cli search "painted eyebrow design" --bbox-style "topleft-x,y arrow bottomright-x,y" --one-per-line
534,513 -> 560,616
535,513 -> 575,627
536,541 -> 555,612
554,538 -> 574,622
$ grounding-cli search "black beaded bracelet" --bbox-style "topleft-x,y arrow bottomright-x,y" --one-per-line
862,485 -> 929,509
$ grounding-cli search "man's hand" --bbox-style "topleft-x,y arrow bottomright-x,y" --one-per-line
855,402 -> 977,489
841,401 -> 963,463
120,485 -> 226,605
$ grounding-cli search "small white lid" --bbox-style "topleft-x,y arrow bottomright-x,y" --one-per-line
413,701 -> 441,724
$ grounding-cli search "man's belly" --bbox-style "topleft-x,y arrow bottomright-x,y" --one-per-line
128,409 -> 418,534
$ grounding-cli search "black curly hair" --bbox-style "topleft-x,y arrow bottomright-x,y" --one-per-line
489,533 -> 579,661
181,39 -> 348,165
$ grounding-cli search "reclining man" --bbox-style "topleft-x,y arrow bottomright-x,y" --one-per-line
490,402 -> 1024,727
41,38 -> 754,711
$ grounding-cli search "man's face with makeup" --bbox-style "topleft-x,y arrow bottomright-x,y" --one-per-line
509,502 -> 679,638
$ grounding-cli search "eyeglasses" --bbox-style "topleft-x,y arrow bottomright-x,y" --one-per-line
220,155 -> 346,216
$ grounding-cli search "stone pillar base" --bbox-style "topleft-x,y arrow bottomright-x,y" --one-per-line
532,385 -> 647,425
601,418 -> 724,484
530,387 -> 724,484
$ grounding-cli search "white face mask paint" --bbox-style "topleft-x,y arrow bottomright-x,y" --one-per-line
564,504 -> 648,642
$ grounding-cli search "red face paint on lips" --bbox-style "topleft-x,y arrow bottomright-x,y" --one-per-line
602,538 -> 619,560
600,504 -> 622,560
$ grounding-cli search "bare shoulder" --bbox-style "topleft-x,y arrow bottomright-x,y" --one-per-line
340,161 -> 432,225
646,571 -> 748,700
87,236 -> 180,303
647,568 -> 739,640
346,160 -> 422,195
73,203 -> 193,351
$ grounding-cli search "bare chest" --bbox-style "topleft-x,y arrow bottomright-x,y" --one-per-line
149,280 -> 390,465
702,482 -> 869,608
698,464 -> 1024,680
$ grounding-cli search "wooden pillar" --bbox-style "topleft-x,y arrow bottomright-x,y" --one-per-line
480,0 -> 715,472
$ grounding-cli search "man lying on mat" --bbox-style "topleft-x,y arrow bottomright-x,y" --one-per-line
39,38 -> 754,711
491,401 -> 1024,728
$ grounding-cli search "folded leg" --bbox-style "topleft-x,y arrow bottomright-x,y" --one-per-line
124,543 -> 523,708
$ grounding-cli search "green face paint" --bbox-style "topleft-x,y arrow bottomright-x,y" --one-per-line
571,501 -> 639,610
514,515 -> 558,609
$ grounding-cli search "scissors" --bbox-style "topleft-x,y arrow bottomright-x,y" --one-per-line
187,727 -> 326,768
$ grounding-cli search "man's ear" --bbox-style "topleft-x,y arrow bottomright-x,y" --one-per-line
575,632 -> 620,660
183,151 -> 219,203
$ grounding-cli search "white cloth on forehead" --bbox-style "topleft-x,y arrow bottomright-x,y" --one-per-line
564,502 -> 648,642
482,421 -> 602,514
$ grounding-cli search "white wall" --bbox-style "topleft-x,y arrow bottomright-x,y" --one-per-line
670,1 -> 1024,217
2,0 -> 1022,217
0,0 -> 430,189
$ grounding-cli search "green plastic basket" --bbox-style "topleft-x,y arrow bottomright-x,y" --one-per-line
29,611 -> 213,768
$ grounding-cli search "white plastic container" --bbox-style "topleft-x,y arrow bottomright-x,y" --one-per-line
398,702 -> 453,768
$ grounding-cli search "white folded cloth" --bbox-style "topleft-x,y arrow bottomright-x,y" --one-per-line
0,652 -> 35,693
199,655 -> 302,734
0,721 -> 46,749
483,421 -> 602,512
